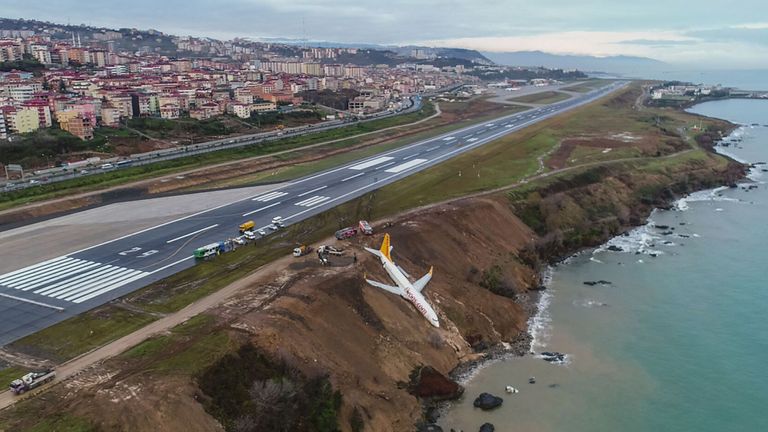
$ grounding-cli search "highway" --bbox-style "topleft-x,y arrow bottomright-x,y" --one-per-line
0,81 -> 625,345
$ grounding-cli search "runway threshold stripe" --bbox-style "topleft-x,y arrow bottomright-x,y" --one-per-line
17,261 -> 101,291
35,266 -> 119,296
70,272 -> 149,304
58,270 -> 144,301
2,258 -> 83,286
0,257 -> 75,285
0,257 -> 68,282
52,269 -> 140,300
166,224 -> 219,244
242,201 -> 282,217
47,267 -> 137,299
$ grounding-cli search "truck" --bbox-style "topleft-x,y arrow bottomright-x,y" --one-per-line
9,369 -> 56,395
334,227 -> 357,240
239,220 -> 255,233
292,245 -> 313,257
358,220 -> 373,235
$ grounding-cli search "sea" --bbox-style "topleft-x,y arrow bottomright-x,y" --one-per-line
439,75 -> 768,431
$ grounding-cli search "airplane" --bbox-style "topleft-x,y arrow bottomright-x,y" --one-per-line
364,233 -> 439,327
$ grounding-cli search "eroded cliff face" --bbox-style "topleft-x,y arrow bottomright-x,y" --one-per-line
228,196 -> 539,431
201,150 -> 745,432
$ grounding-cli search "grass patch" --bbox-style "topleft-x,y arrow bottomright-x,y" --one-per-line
0,103 -> 436,212
0,365 -> 26,387
509,91 -> 571,104
22,414 -> 96,432
10,307 -> 157,362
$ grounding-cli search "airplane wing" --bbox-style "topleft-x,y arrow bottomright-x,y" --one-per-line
365,278 -> 403,297
396,265 -> 412,280
412,267 -> 433,292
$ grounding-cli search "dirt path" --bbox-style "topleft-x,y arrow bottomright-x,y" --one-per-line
0,254 -> 295,410
0,143 -> 698,411
0,104 -> 441,220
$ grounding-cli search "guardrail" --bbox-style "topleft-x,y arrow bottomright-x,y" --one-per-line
1,95 -> 423,193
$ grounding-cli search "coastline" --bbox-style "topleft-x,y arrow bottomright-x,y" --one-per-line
434,107 -> 750,428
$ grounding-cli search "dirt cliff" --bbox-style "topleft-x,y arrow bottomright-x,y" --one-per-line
195,149 -> 744,431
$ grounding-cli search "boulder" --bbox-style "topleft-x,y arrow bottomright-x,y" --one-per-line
606,245 -> 624,252
473,392 -> 503,410
479,423 -> 495,432
409,366 -> 464,401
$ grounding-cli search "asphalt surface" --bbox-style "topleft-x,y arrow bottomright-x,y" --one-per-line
0,82 -> 625,346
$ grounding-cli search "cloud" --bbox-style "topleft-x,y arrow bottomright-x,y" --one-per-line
686,26 -> 768,46
617,39 -> 699,47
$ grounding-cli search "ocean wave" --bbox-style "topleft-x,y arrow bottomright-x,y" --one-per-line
594,224 -> 664,256
573,299 -> 609,308
528,266 -> 554,353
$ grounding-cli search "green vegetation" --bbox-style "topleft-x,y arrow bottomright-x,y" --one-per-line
0,128 -> 111,168
509,91 -> 571,104
0,55 -> 45,73
199,344 -> 342,432
0,365 -> 26,387
23,414 -> 95,432
0,103 -> 435,211
11,307 -> 157,362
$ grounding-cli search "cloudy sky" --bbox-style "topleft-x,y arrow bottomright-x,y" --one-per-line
4,0 -> 768,68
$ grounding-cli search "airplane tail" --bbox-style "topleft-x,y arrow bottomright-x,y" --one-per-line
365,233 -> 393,262
379,233 -> 392,261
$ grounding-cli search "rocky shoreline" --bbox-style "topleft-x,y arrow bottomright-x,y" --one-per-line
427,148 -> 747,431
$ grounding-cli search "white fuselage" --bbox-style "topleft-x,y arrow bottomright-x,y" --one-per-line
380,258 -> 440,327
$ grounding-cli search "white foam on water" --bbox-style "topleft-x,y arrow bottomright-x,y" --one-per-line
589,257 -> 604,264
594,223 -> 664,256
528,266 -> 554,354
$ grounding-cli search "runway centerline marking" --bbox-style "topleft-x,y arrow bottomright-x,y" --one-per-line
297,186 -> 327,197
341,172 -> 365,182
242,201 -> 282,217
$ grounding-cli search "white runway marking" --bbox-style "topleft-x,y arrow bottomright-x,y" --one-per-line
297,186 -> 327,197
341,172 -> 366,182
385,158 -> 428,173
166,224 -> 219,243
375,161 -> 397,170
242,201 -> 282,217
402,152 -> 421,160
349,156 -> 394,170
252,191 -> 288,202
295,195 -> 331,207
0,257 -> 150,304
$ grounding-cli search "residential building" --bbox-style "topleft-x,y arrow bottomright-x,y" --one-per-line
58,111 -> 93,140
160,103 -> 180,119
0,112 -> 7,140
6,107 -> 40,134
21,99 -> 52,127
100,104 -> 121,127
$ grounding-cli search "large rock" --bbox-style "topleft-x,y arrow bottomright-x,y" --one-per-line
473,392 -> 503,410
479,423 -> 495,432
408,366 -> 464,401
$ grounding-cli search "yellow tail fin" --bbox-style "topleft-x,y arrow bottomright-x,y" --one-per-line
379,233 -> 392,262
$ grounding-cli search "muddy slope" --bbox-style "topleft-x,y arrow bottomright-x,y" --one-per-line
203,150 -> 744,432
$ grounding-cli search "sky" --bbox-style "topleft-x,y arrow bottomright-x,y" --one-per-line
4,0 -> 768,68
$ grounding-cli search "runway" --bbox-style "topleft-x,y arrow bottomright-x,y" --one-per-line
0,82 -> 625,345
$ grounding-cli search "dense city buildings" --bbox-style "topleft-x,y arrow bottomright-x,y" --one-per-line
0,18 -> 477,147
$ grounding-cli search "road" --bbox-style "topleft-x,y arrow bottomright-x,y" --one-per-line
1,94 -> 422,191
0,81 -> 626,346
